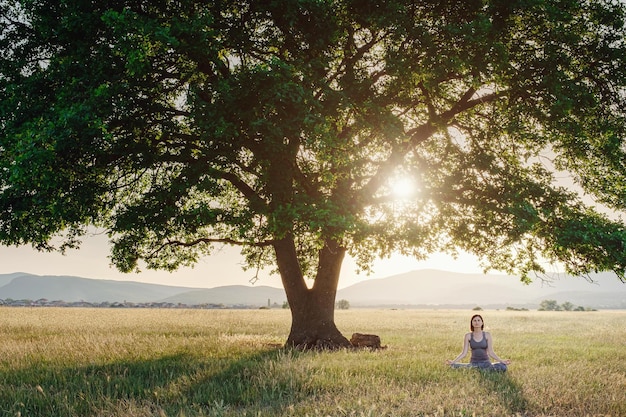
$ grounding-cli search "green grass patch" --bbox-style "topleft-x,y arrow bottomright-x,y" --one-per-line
1,308 -> 624,416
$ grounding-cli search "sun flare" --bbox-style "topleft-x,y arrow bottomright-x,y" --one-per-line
391,177 -> 416,199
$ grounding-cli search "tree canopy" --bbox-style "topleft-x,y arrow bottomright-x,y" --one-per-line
2,0 -> 626,347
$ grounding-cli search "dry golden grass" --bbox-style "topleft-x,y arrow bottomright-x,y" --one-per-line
1,307 -> 624,416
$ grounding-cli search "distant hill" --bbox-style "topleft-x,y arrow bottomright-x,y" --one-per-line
336,269 -> 626,309
0,272 -> 28,287
161,286 -> 286,306
0,273 -> 198,303
1,270 -> 624,308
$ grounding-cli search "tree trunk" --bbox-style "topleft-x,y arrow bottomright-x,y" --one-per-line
274,235 -> 351,349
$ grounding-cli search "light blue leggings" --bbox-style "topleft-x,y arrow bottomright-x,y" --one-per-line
450,361 -> 508,372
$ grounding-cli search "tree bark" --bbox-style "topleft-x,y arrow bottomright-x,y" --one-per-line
274,235 -> 351,349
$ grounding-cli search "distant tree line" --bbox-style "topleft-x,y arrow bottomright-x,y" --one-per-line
538,300 -> 597,311
474,301 -> 598,311
282,299 -> 351,310
0,298 -> 257,309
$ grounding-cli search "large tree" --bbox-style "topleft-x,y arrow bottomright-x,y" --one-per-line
1,0 -> 626,348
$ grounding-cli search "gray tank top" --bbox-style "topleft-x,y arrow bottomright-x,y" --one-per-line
470,332 -> 489,362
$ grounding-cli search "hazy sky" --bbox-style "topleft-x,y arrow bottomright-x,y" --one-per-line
0,233 -> 485,289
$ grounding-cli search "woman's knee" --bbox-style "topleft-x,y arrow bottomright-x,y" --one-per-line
492,362 -> 507,372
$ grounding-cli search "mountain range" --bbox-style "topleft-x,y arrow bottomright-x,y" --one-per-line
1,269 -> 625,309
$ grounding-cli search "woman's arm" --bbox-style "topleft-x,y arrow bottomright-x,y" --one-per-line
485,332 -> 511,364
446,333 -> 470,365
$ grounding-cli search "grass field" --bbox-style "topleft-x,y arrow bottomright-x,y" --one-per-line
0,307 -> 624,417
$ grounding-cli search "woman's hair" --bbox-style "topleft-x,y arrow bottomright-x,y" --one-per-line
470,314 -> 484,331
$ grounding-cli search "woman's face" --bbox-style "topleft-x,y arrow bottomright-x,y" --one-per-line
471,315 -> 484,331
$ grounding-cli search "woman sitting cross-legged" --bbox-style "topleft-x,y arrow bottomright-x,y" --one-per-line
445,314 -> 511,372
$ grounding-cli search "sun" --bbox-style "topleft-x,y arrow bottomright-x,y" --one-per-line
391,177 -> 416,199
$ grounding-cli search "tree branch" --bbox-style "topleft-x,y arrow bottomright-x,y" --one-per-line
147,236 -> 276,259
360,88 -> 507,203
217,170 -> 268,210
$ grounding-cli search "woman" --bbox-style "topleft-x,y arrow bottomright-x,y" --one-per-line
446,314 -> 511,371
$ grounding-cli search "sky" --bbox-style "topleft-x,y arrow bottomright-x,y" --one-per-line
0,233 -> 486,289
